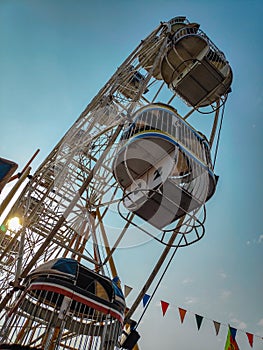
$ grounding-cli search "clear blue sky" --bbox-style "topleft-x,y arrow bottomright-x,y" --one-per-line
0,0 -> 262,349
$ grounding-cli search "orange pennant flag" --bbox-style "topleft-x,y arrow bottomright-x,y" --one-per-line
178,307 -> 187,323
246,332 -> 253,348
160,300 -> 169,316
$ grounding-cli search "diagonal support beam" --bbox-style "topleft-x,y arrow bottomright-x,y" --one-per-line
21,123 -> 123,278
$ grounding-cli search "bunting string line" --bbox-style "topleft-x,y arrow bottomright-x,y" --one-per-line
123,284 -> 263,348
170,302 -> 263,341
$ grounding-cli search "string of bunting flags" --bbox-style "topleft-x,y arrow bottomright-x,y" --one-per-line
123,284 -> 262,348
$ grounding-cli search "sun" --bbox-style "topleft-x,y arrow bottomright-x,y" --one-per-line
7,216 -> 22,232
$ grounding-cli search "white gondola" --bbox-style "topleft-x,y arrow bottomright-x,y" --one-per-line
160,17 -> 232,107
0,258 -> 125,350
117,65 -> 148,100
113,104 -> 217,229
138,16 -> 232,107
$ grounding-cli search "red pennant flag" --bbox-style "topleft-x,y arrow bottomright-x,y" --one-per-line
213,321 -> 221,336
195,314 -> 203,330
160,300 -> 169,316
178,307 -> 187,324
246,332 -> 254,348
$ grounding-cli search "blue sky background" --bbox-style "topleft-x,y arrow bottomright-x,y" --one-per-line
0,0 -> 263,349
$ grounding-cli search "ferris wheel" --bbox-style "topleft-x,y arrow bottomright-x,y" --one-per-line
0,16 -> 232,350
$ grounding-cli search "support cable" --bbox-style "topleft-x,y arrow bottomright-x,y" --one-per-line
135,233 -> 185,328
212,101 -> 226,169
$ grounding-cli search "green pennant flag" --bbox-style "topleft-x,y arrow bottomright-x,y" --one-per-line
195,314 -> 203,330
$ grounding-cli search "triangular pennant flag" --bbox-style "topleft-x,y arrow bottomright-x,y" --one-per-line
178,307 -> 187,324
246,332 -> 254,348
142,294 -> 151,307
229,326 -> 237,340
160,300 -> 169,316
124,285 -> 133,298
195,314 -> 203,330
225,327 -> 239,350
213,320 -> 221,336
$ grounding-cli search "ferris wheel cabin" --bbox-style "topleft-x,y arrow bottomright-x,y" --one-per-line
113,104 -> 217,229
142,17 -> 232,107
0,258 -> 125,349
